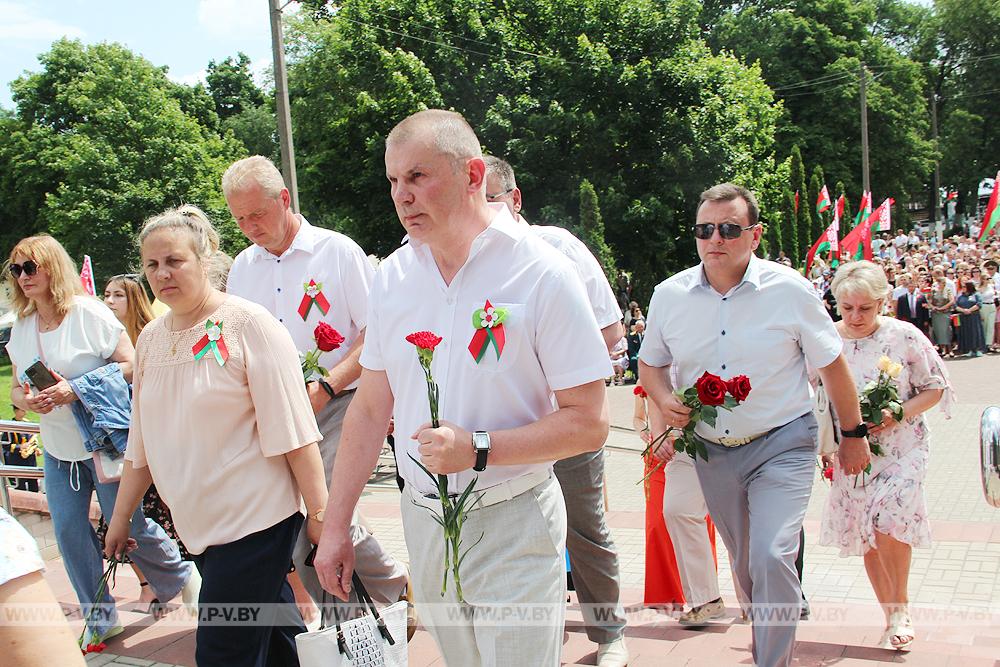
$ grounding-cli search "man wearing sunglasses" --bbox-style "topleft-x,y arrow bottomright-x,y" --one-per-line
638,183 -> 869,667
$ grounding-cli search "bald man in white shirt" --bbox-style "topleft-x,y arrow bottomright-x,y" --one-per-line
484,155 -> 628,667
639,184 -> 869,667
313,111 -> 611,666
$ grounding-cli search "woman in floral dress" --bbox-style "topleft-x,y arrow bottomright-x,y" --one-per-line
820,261 -> 953,652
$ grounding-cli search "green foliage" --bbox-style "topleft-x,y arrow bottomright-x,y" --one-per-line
0,40 -> 247,279
285,0 -> 782,303
206,53 -> 265,121
808,170 -> 823,241
576,179 -> 617,281
222,103 -> 279,161
782,189 -> 799,264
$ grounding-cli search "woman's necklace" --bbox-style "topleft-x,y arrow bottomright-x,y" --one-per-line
168,292 -> 216,356
36,308 -> 61,332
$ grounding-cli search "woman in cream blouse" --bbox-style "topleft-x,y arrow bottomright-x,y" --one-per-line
105,205 -> 328,667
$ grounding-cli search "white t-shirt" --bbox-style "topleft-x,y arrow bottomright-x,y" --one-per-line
5,297 -> 125,462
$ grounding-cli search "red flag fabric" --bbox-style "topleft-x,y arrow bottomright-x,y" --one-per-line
794,190 -> 799,214
978,172 -> 1000,243
80,255 -> 96,296
842,198 -> 892,261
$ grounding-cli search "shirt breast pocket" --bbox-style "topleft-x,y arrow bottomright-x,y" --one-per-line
462,301 -> 526,374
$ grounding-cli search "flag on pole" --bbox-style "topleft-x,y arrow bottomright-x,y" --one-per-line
804,196 -> 845,277
80,255 -> 96,296
978,172 -> 1000,243
841,198 -> 891,262
877,198 -> 892,232
853,191 -> 871,228
816,185 -> 832,214
946,190 -> 958,202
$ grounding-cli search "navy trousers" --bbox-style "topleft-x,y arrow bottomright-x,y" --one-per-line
191,513 -> 305,667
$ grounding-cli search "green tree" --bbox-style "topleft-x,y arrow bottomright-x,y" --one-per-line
1,40 -> 246,277
789,146 -> 810,263
206,53 -> 265,121
782,189 -> 799,264
286,0 -> 782,304
764,207 -> 782,259
576,179 -> 617,280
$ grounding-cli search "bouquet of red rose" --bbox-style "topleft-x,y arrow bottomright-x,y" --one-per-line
644,371 -> 752,462
300,322 -> 344,382
405,331 -> 482,602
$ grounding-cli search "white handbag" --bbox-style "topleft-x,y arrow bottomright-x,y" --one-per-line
295,572 -> 408,667
813,383 -> 839,456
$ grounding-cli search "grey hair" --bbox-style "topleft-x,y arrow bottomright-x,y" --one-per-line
830,260 -> 891,302
386,110 -> 482,167
699,183 -> 760,226
138,204 -> 220,262
221,155 -> 287,199
483,155 -> 517,191
206,251 -> 234,291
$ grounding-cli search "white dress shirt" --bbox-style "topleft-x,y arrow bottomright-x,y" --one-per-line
639,255 -> 842,441
227,216 -> 374,390
361,205 -> 612,495
525,220 -> 623,329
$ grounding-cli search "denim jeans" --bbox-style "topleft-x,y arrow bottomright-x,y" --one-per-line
43,452 -> 193,642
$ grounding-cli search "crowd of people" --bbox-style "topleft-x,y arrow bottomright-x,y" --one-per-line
808,230 -> 1000,358
0,108 -> 966,667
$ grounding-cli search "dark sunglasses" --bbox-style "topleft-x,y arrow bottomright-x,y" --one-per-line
486,187 -> 515,202
8,260 -> 39,278
693,222 -> 759,240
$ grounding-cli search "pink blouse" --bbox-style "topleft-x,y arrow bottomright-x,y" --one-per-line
126,296 -> 321,554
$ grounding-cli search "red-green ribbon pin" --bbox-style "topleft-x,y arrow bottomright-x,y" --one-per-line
297,279 -> 331,320
468,300 -> 508,363
192,320 -> 230,366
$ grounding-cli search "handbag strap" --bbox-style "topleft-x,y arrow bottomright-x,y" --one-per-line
320,571 -> 397,654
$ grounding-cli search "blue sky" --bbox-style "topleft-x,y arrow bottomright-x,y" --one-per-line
0,0 -> 281,110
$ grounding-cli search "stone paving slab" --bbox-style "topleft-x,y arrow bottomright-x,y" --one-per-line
34,353 -> 1000,665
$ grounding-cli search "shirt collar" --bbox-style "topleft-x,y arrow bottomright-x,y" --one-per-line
249,215 -> 316,262
693,254 -> 762,294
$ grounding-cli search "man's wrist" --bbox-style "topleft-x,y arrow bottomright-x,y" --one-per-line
318,379 -> 336,399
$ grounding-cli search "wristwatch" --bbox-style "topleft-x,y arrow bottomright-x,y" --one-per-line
840,423 -> 869,439
472,431 -> 491,472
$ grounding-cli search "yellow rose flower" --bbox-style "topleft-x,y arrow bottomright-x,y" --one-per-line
888,362 -> 903,378
876,355 -> 893,372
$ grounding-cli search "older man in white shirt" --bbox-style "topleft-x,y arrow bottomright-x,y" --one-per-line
639,184 -> 870,667
222,156 -> 408,611
483,155 -> 628,667
313,110 -> 611,666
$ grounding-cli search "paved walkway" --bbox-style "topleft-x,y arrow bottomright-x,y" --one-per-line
19,353 -> 999,665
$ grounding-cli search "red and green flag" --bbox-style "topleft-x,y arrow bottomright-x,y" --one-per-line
841,197 -> 889,262
816,185 -> 832,214
804,195 -> 845,277
853,191 -> 871,228
978,172 -> 1000,243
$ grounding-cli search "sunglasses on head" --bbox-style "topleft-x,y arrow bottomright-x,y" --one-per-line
110,273 -> 141,283
8,260 -> 39,278
693,222 -> 759,240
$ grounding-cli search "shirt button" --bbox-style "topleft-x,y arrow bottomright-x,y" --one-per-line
725,429 -> 730,434
721,364 -> 726,370
277,287 -> 282,293
276,259 -> 280,263
279,318 -> 283,322
721,330 -> 726,335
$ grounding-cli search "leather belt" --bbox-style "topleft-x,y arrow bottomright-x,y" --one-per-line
409,468 -> 551,512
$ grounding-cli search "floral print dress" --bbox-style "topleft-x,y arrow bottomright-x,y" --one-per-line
0,508 -> 44,586
820,317 -> 954,557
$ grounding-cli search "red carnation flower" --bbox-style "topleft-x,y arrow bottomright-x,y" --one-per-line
695,371 -> 727,407
406,331 -> 443,350
725,375 -> 752,402
633,385 -> 648,398
314,322 -> 345,352
823,466 -> 834,481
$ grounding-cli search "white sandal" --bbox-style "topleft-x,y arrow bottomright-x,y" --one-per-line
886,611 -> 914,651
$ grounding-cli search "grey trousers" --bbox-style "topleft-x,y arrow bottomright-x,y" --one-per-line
292,390 -> 409,604
401,474 -> 567,666
553,449 -> 626,644
693,413 -> 817,667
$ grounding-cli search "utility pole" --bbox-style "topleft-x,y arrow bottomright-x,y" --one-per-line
269,0 -> 299,212
859,63 -> 870,197
930,92 -> 942,240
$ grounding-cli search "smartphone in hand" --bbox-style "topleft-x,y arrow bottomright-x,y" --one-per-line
23,360 -> 59,390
